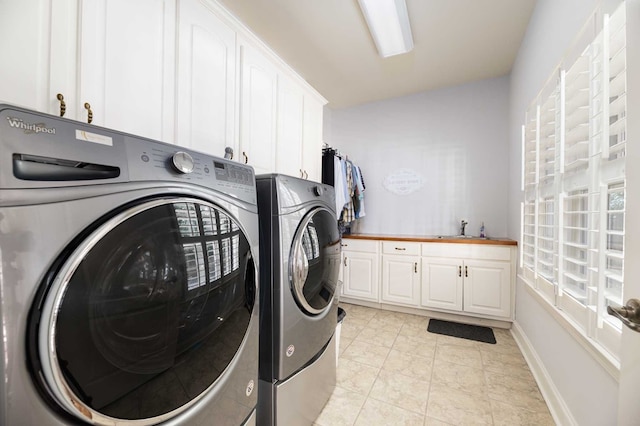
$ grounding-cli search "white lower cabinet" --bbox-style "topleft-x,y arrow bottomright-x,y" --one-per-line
421,257 -> 511,318
463,259 -> 511,318
421,257 -> 463,311
381,255 -> 420,307
341,239 -> 379,302
380,241 -> 421,307
341,238 -> 515,321
421,243 -> 513,319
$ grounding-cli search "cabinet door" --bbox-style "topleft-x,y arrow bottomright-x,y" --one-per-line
79,0 -> 176,141
0,0 -> 77,117
421,257 -> 463,311
381,255 -> 420,307
176,0 -> 236,155
342,251 -> 379,302
239,42 -> 277,175
301,95 -> 324,182
463,259 -> 511,318
275,74 -> 304,177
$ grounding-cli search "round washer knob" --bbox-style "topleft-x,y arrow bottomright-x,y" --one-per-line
313,185 -> 323,196
172,151 -> 195,174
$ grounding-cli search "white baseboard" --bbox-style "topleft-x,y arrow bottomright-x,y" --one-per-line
511,321 -> 577,426
339,297 -> 512,329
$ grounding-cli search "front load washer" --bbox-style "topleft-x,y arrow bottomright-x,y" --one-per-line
256,174 -> 341,425
0,104 -> 259,425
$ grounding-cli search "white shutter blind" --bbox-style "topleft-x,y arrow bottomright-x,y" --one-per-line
520,3 -> 629,361
560,189 -> 589,303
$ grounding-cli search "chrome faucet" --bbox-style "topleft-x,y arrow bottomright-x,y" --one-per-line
460,220 -> 468,236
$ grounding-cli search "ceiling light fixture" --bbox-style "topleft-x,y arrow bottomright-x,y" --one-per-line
357,0 -> 414,58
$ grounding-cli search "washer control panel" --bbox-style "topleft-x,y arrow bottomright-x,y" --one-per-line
127,137 -> 256,204
0,104 -> 256,206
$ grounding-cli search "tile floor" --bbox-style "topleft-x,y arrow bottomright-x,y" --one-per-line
316,303 -> 555,426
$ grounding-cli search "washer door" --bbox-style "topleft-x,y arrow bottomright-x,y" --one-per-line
289,207 -> 341,315
37,197 -> 256,425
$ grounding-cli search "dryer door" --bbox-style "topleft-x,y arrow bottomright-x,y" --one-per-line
290,207 -> 341,315
35,197 -> 257,425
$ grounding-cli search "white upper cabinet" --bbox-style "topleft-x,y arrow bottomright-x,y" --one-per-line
302,96 -> 324,182
0,0 -> 326,170
0,0 -> 78,117
176,0 -> 236,156
276,74 -> 305,178
79,0 -> 176,141
276,74 -> 325,181
239,41 -> 278,175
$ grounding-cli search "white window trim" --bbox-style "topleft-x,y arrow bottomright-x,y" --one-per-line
520,273 -> 620,380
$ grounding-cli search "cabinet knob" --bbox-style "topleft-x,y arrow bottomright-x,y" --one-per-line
84,102 -> 93,124
242,151 -> 248,164
56,93 -> 66,117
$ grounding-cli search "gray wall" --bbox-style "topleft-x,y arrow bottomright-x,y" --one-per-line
326,75 -> 509,238
509,0 -> 621,424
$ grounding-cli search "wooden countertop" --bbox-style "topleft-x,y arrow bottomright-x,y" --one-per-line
343,233 -> 518,246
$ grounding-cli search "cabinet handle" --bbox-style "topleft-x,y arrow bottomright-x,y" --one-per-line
344,256 -> 347,267
458,266 -> 462,277
57,93 -> 66,117
414,262 -> 417,273
300,169 -> 304,178
394,247 -> 406,251
84,102 -> 93,124
341,243 -> 348,247
303,170 -> 308,179
465,266 -> 468,277
242,151 -> 248,164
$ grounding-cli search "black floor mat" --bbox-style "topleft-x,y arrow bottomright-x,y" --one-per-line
427,319 -> 496,344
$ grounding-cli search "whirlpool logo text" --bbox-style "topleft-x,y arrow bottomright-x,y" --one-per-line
6,116 -> 56,134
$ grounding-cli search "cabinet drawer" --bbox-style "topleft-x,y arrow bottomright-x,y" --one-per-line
382,241 -> 421,256
341,238 -> 379,253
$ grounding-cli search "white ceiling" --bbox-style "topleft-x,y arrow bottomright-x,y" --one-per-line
217,0 -> 537,109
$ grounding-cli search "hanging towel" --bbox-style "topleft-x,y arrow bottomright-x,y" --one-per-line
342,160 -> 356,223
334,156 -> 348,219
353,165 -> 366,218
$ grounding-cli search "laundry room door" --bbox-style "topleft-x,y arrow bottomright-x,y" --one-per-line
34,197 -> 257,425
290,207 -> 341,315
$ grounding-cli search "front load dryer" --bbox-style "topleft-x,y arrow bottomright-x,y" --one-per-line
0,104 -> 259,425
256,174 -> 341,425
